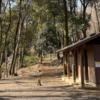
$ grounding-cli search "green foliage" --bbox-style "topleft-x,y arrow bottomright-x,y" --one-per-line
1,64 -> 5,71
26,49 -> 36,56
35,25 -> 61,54
23,56 -> 39,67
32,0 -> 63,54
0,0 -> 97,72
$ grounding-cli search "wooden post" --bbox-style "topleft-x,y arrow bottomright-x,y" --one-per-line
80,48 -> 84,88
73,64 -> 76,82
75,51 -> 78,78
84,49 -> 89,82
72,50 -> 76,82
67,51 -> 70,79
63,51 -> 67,76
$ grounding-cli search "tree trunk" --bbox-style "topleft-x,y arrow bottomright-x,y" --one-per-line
12,43 -> 19,74
63,0 -> 69,47
0,53 -> 3,79
0,0 -> 1,13
83,6 -> 87,38
12,18 -> 23,75
80,0 -> 89,38
5,46 -> 8,77
61,32 -> 64,48
0,0 -> 2,44
10,18 -> 20,75
12,14 -> 26,73
10,0 -> 22,75
0,0 -> 11,78
0,0 -> 2,79
94,2 -> 100,32
63,0 -> 69,76
19,48 -> 24,68
57,52 -> 60,60
20,48 -> 24,68
40,50 -> 42,64
0,0 -> 11,76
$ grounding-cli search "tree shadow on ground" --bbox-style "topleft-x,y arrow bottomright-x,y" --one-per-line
29,71 -> 63,78
0,98 -> 9,100
1,84 -> 100,94
1,77 -> 34,81
0,93 -> 100,100
0,82 -> 100,100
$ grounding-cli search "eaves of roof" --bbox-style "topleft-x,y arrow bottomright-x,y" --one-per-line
56,33 -> 100,53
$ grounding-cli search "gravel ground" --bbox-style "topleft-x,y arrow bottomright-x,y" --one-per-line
0,64 -> 100,100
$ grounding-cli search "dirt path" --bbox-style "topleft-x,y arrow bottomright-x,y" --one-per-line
0,75 -> 100,100
0,60 -> 100,100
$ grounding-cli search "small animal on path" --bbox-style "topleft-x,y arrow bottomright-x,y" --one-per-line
37,78 -> 42,86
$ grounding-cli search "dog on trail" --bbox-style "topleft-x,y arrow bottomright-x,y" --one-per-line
37,78 -> 42,86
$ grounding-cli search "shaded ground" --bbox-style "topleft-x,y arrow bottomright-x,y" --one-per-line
0,58 -> 100,100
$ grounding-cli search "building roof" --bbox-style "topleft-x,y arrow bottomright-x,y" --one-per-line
56,33 -> 100,53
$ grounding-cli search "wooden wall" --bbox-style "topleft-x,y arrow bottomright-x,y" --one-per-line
77,50 -> 81,78
94,45 -> 100,84
87,46 -> 96,84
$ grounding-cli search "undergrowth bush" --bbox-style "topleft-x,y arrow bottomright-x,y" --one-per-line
1,64 -> 5,71
23,56 -> 39,67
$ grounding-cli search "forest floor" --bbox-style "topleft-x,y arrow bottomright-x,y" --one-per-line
0,57 -> 100,100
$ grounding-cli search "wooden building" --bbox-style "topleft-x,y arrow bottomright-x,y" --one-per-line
56,33 -> 100,88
